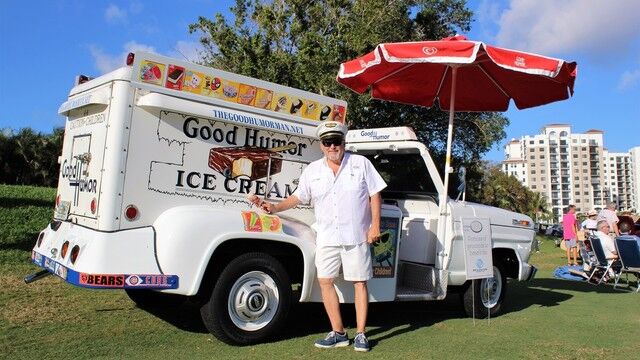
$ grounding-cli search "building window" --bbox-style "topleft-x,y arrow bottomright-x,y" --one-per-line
560,131 -> 568,137
575,184 -> 580,188
542,185 -> 546,189
530,155 -> 535,159
539,140 -> 544,144
541,170 -> 546,174
574,176 -> 579,180
540,155 -> 545,159
572,139 -> 577,143
576,199 -> 581,203
531,163 -> 536,167
532,185 -> 537,189
541,177 -> 545,181
573,154 -> 578,158
530,140 -> 535,145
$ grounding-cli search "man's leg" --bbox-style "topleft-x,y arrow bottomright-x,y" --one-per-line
318,277 -> 344,332
354,281 -> 368,333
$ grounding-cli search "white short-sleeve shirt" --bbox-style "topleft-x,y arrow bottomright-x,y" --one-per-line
597,209 -> 619,230
293,153 -> 387,246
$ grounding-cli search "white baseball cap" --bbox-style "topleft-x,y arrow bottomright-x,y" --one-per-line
316,121 -> 347,139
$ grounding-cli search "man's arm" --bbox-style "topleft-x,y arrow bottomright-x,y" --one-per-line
367,193 -> 382,244
264,195 -> 301,214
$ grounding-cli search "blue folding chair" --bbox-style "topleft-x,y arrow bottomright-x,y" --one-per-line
587,236 -> 616,285
614,236 -> 640,292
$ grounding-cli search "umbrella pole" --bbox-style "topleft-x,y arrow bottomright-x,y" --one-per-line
437,66 -> 457,272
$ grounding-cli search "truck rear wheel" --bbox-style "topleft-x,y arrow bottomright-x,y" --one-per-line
200,252 -> 292,345
462,264 -> 506,318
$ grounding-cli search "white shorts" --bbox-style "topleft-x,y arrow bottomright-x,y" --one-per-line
315,242 -> 372,281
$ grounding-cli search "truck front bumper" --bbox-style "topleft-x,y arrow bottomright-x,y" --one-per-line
522,263 -> 537,281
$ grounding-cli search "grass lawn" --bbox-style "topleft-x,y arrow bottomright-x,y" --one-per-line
1,184 -> 638,359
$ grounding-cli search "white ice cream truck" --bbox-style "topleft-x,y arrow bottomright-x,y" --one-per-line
26,52 -> 537,345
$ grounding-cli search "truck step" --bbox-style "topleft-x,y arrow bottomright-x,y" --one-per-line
395,285 -> 439,301
397,261 -> 436,292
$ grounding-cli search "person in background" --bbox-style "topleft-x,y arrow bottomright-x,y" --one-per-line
594,220 -> 620,280
618,221 -> 640,247
581,209 -> 598,235
562,205 -> 578,266
597,202 -> 620,236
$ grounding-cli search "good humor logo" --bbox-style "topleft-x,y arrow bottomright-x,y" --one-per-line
360,130 -> 390,141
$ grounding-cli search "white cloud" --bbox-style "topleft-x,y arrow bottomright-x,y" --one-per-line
618,66 -> 640,91
105,4 -> 127,24
90,42 -> 157,74
494,0 -> 638,58
169,41 -> 203,63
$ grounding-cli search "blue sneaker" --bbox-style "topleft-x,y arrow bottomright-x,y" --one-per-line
314,331 -> 349,348
353,332 -> 370,352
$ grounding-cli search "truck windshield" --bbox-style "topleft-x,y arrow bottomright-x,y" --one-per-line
363,152 -> 437,196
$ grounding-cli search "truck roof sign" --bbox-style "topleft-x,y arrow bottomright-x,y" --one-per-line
129,52 -> 347,125
346,127 -> 418,143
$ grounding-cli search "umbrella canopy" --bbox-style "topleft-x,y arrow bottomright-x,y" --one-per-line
337,35 -> 577,111
336,35 -> 577,272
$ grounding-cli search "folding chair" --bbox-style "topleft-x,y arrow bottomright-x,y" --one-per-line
579,238 -> 597,271
614,236 -> 640,293
587,236 -> 615,285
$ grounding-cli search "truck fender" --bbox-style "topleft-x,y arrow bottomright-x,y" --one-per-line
152,205 -> 317,298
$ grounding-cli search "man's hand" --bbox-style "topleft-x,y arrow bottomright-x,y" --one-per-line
367,226 -> 380,244
247,194 -> 275,213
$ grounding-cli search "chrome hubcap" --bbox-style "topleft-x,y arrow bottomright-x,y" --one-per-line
480,266 -> 502,308
228,271 -> 279,331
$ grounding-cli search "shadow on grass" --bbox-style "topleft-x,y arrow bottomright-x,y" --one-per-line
0,232 -> 41,251
0,196 -> 54,208
130,277 -> 634,346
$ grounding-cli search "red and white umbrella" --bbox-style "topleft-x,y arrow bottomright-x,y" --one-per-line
337,35 -> 577,267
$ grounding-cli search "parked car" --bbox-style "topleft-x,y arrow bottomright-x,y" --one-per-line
546,224 -> 563,237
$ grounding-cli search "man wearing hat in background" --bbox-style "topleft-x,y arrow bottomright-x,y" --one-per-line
581,209 -> 598,235
254,121 -> 386,352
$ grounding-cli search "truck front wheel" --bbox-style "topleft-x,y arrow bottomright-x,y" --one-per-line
200,252 -> 292,345
462,264 -> 506,318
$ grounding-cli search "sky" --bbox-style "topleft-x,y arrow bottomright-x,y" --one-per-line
1,0 -> 638,162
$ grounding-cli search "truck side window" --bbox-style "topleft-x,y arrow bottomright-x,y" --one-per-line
363,153 -> 437,195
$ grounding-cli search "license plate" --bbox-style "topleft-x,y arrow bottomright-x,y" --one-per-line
54,201 -> 71,220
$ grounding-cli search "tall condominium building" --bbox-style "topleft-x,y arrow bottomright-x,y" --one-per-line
502,124 -> 638,221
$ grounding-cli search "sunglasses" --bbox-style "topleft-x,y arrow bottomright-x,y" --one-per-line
321,138 -> 344,147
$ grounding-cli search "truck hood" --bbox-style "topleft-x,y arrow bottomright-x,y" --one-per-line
450,200 -> 534,230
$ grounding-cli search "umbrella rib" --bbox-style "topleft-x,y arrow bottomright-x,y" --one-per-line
435,66 -> 449,99
372,63 -> 415,85
477,63 -> 510,99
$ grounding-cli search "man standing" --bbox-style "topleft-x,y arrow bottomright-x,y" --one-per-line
597,202 -> 620,236
562,205 -> 578,266
254,121 -> 386,352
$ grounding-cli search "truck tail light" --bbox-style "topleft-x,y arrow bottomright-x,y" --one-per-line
37,232 -> 45,247
61,241 -> 70,258
126,53 -> 135,66
90,198 -> 97,214
70,245 -> 80,264
124,205 -> 139,221
55,195 -> 61,207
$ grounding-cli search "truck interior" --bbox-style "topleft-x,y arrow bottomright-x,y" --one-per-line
361,149 -> 442,300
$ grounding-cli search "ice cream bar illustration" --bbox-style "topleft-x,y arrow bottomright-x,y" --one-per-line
289,99 -> 303,114
208,144 -> 296,180
319,105 -> 331,120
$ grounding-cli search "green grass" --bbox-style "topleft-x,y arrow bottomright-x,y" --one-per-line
1,184 -> 639,359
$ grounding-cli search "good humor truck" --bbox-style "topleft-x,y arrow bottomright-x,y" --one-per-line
26,52 -> 537,345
